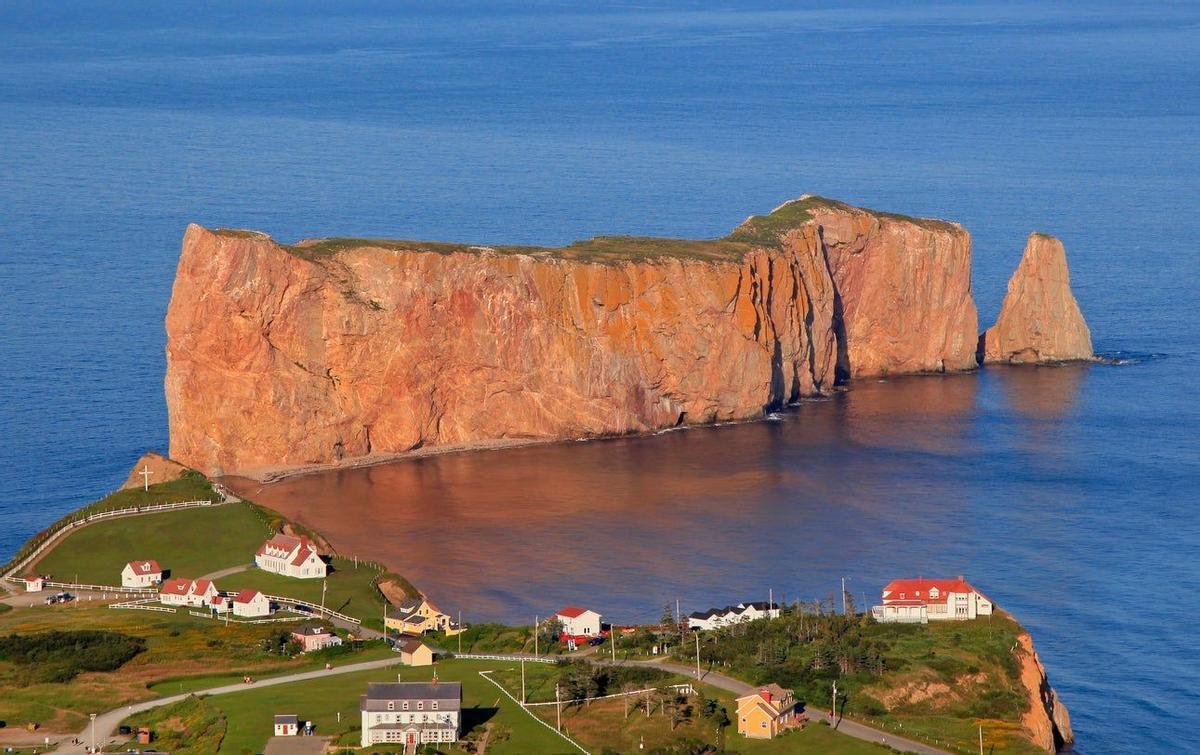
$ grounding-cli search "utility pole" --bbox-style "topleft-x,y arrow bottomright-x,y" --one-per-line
611,624 -> 616,662
90,712 -> 97,753
521,658 -> 527,703
694,632 -> 701,678
675,599 -> 680,626
831,680 -> 838,723
139,465 -> 152,492
979,724 -> 984,755
555,683 -> 562,731
457,610 -> 462,655
320,579 -> 327,616
534,615 -> 539,656
841,577 -> 850,615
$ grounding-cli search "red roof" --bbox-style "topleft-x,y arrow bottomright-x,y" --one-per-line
23,574 -> 42,582
556,606 -> 592,619
257,533 -> 318,561
881,578 -> 987,606
126,560 -> 161,575
159,578 -> 191,595
233,588 -> 263,604
191,579 -> 215,596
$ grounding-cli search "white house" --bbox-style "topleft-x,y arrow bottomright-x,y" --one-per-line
273,714 -> 299,737
232,588 -> 271,618
688,601 -> 781,631
158,578 -> 193,606
555,606 -> 602,638
254,534 -> 327,579
360,681 -> 462,748
158,578 -> 220,608
872,577 -> 994,624
22,574 -> 45,592
122,560 -> 163,588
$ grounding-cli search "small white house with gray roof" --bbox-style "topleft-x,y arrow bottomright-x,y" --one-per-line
359,680 -> 462,748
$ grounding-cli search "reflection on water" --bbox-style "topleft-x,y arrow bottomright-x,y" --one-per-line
228,369 -> 1083,625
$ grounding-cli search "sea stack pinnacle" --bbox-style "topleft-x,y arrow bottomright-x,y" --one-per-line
980,233 -> 1092,364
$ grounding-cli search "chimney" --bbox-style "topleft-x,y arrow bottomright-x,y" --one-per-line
759,689 -> 772,702
957,575 -> 964,582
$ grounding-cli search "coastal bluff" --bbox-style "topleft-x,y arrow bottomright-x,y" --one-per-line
164,196 -> 1068,478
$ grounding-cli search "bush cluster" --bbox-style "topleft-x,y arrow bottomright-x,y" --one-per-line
0,630 -> 146,683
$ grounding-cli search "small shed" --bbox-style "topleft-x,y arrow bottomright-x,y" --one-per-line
23,575 -> 45,592
398,636 -> 434,667
273,714 -> 299,736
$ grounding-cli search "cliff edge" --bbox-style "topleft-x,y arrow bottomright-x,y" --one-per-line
165,196 -> 979,477
1018,630 -> 1075,750
980,233 -> 1093,364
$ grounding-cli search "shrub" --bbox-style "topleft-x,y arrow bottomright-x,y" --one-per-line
0,630 -> 145,683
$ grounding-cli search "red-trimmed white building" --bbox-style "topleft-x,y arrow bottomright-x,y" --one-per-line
254,534 -> 327,579
22,574 -> 45,592
872,577 -> 994,624
555,606 -> 602,639
232,588 -> 271,618
122,560 -> 163,588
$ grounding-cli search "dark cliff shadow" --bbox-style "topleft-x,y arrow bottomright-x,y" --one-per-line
818,227 -> 852,383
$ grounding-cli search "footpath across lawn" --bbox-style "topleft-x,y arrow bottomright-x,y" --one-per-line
33,500 -> 271,585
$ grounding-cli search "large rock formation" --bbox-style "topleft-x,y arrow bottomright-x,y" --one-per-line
165,196 -> 980,477
981,233 -> 1092,364
1017,631 -> 1075,751
120,451 -> 189,490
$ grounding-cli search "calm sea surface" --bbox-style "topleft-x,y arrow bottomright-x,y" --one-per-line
1,2 -> 1197,751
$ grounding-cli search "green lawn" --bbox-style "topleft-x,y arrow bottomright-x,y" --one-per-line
122,659 -> 572,754
33,500 -> 271,585
217,558 -> 388,629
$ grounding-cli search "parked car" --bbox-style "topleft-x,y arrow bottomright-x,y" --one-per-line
588,636 -> 605,646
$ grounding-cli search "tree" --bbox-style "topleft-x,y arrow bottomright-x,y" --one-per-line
621,682 -> 641,718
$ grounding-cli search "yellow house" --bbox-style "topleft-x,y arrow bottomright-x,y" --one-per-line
385,597 -> 452,635
397,637 -> 434,667
735,684 -> 803,739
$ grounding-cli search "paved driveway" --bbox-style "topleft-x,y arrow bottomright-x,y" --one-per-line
263,735 -> 331,754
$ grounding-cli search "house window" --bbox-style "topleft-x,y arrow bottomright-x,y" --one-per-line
760,720 -> 767,728
387,702 -> 394,711
432,702 -> 438,710
402,702 -> 409,710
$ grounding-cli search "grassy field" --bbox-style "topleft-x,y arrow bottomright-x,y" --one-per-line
120,659 -> 571,754
216,558 -> 388,629
6,473 -> 221,575
33,499 -> 270,585
0,603 -> 385,733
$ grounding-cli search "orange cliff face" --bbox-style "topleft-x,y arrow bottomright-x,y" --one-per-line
165,197 -> 979,477
981,233 -> 1093,364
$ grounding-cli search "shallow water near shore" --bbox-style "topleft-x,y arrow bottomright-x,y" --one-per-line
3,2 -> 1199,751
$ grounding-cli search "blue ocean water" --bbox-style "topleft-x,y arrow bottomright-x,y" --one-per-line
0,2 -> 1197,750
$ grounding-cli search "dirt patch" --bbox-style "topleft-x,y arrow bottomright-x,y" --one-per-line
121,451 -> 191,490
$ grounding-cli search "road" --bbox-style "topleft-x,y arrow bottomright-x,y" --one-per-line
56,655 -> 404,754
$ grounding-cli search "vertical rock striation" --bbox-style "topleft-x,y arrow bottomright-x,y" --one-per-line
165,197 -> 980,477
981,233 -> 1093,364
1017,631 -> 1075,751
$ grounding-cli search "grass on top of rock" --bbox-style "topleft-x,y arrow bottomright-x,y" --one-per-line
725,194 -> 957,246
285,234 -> 752,264
32,498 -> 271,585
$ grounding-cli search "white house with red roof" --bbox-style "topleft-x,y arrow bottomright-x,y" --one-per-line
872,576 -> 993,624
232,588 -> 271,617
122,560 -> 163,588
254,534 -> 327,579
555,606 -> 602,638
158,577 -> 222,608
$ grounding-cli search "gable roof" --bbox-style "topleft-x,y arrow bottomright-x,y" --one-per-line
882,578 -> 987,605
190,578 -> 216,595
556,606 -> 595,619
399,637 -> 428,654
274,714 -> 298,725
233,588 -> 264,604
159,577 -> 191,595
126,560 -> 161,575
292,623 -> 332,637
256,533 -> 317,559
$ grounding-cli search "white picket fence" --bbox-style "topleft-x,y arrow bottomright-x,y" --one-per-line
189,609 -> 306,624
4,498 -> 219,580
43,579 -> 155,595
478,671 -> 589,754
111,598 -> 177,614
263,593 -> 360,625
456,653 -> 557,664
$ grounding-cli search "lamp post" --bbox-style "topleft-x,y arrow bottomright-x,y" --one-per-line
89,712 -> 97,753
